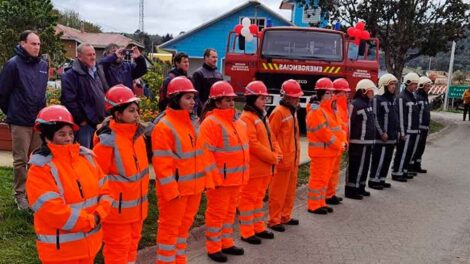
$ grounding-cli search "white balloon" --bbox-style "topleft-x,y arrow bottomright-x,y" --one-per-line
241,27 -> 251,37
245,34 -> 254,42
242,17 -> 251,27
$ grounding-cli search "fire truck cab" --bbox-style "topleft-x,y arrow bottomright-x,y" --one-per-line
224,26 -> 380,110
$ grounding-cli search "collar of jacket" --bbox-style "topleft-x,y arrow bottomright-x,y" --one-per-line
165,107 -> 193,123
15,45 -> 40,64
109,119 -> 139,140
207,108 -> 237,122
335,95 -> 348,107
203,63 -> 217,71
243,104 -> 266,120
280,99 -> 297,114
383,90 -> 395,99
47,142 -> 81,163
416,88 -> 428,97
404,88 -> 415,98
72,59 -> 94,76
170,67 -> 187,77
320,98 -> 334,112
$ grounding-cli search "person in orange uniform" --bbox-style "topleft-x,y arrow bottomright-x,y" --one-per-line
93,85 -> 149,264
199,81 -> 250,263
325,78 -> 351,205
238,81 -> 281,244
267,79 -> 302,232
306,78 -> 346,215
151,76 -> 215,264
26,105 -> 112,264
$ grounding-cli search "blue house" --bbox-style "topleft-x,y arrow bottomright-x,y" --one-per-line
159,0 -> 293,75
280,0 -> 330,28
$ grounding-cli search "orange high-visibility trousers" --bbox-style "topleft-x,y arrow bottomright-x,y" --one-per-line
205,186 -> 241,254
156,194 -> 202,264
268,166 -> 298,226
326,154 -> 342,199
238,176 -> 271,238
42,259 -> 94,264
308,157 -> 335,211
103,221 -> 143,264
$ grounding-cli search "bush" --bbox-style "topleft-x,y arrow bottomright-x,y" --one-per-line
140,62 -> 167,122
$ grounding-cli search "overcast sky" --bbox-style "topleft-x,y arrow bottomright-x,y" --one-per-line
51,0 -> 291,36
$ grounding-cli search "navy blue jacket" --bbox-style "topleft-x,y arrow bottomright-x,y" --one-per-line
192,63 -> 223,111
349,96 -> 375,144
395,89 -> 420,135
0,45 -> 48,126
415,89 -> 430,130
158,67 -> 188,111
60,59 -> 108,127
373,91 -> 399,144
98,54 -> 147,89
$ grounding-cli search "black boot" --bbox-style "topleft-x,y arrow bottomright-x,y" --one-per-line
405,173 -> 414,179
381,181 -> 392,188
255,230 -> 274,239
308,207 -> 328,214
415,163 -> 427,173
284,218 -> 299,225
345,187 -> 363,200
269,224 -> 285,232
241,235 -> 261,245
222,246 -> 244,255
392,176 -> 408,182
208,252 -> 228,263
368,181 -> 384,190
359,186 -> 370,197
326,196 -> 341,205
322,206 -> 334,213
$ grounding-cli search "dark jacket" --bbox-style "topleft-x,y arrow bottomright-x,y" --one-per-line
373,91 -> 399,144
395,89 -> 420,135
60,59 -> 108,127
192,63 -> 223,108
0,45 -> 48,126
415,88 -> 430,130
98,54 -> 147,89
350,96 -> 375,144
158,67 -> 187,112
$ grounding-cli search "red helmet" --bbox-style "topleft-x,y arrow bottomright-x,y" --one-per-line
105,84 -> 140,111
315,77 -> 335,91
210,81 -> 237,98
333,78 -> 351,92
281,79 -> 304,98
167,76 -> 198,96
34,105 -> 79,131
244,81 -> 268,96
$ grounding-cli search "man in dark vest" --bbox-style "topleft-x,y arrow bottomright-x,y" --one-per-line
158,52 -> 189,111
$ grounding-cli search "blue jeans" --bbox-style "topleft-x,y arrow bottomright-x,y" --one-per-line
76,124 -> 95,149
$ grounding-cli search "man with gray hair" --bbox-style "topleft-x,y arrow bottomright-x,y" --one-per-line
60,43 -> 108,148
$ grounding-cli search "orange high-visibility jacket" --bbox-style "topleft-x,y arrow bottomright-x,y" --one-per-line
335,95 -> 350,136
240,108 -> 281,178
199,109 -> 250,187
93,119 -> 149,224
26,143 -> 112,262
269,104 -> 300,170
306,101 -> 346,157
151,108 -> 216,202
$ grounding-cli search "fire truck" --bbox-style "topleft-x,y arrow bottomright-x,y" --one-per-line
224,26 -> 379,131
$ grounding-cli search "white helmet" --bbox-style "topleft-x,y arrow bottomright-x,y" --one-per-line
378,73 -> 398,95
403,72 -> 420,86
418,76 -> 432,89
356,79 -> 378,95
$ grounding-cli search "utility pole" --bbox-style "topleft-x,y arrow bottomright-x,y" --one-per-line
444,41 -> 456,111
139,0 -> 144,33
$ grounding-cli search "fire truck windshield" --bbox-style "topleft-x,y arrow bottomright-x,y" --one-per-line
261,30 -> 343,61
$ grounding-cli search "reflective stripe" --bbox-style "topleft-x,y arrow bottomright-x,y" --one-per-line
308,135 -> 336,148
221,233 -> 232,238
207,143 -> 249,153
308,187 -> 321,194
254,119 -> 262,125
381,101 -> 390,134
176,249 -> 185,256
206,227 -> 221,233
218,165 -> 247,174
253,208 -> 264,214
31,192 -> 61,212
239,220 -> 253,225
374,98 -> 384,136
357,109 -> 368,140
253,216 -> 265,223
206,236 -> 221,242
29,154 -> 52,167
153,150 -> 177,158
106,167 -> 149,183
178,171 -> 205,183
238,210 -> 253,217
307,122 -> 326,133
177,237 -> 187,244
406,102 -> 414,132
399,98 -> 405,135
206,116 -> 248,153
98,176 -> 108,188
62,208 -> 80,231
99,194 -> 114,204
204,163 -> 217,173
48,162 -> 64,195
158,175 -> 176,185
160,119 -> 201,159
356,146 -> 367,187
406,129 -> 419,134
158,243 -> 176,251
223,223 -> 233,229
349,139 -> 375,144
70,196 -> 99,209
281,115 -> 293,123
36,224 -> 101,244
419,125 -> 429,130
373,146 -> 386,181
330,126 -> 342,132
157,255 -> 176,262
112,195 -> 148,209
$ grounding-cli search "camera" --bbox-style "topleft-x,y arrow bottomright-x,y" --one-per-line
121,49 -> 133,56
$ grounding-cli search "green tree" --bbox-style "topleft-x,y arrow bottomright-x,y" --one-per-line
0,0 -> 65,67
452,70 -> 466,84
55,9 -> 102,33
295,0 -> 470,82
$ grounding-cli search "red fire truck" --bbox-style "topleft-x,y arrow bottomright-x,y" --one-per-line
224,26 -> 379,129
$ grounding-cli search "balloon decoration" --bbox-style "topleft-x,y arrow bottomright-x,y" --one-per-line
233,17 -> 259,42
347,21 -> 370,46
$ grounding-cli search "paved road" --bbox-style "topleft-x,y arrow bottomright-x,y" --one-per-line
138,112 -> 470,264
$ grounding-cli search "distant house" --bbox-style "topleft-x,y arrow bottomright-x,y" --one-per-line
55,24 -> 144,60
158,0 -> 293,75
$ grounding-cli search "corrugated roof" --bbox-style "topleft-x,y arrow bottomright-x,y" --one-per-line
55,24 -> 144,48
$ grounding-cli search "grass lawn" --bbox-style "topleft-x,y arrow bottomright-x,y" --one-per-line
430,119 -> 445,134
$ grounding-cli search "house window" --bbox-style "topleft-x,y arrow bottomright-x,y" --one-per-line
239,17 -> 266,31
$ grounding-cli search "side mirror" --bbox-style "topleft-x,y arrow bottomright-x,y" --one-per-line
238,36 -> 246,51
